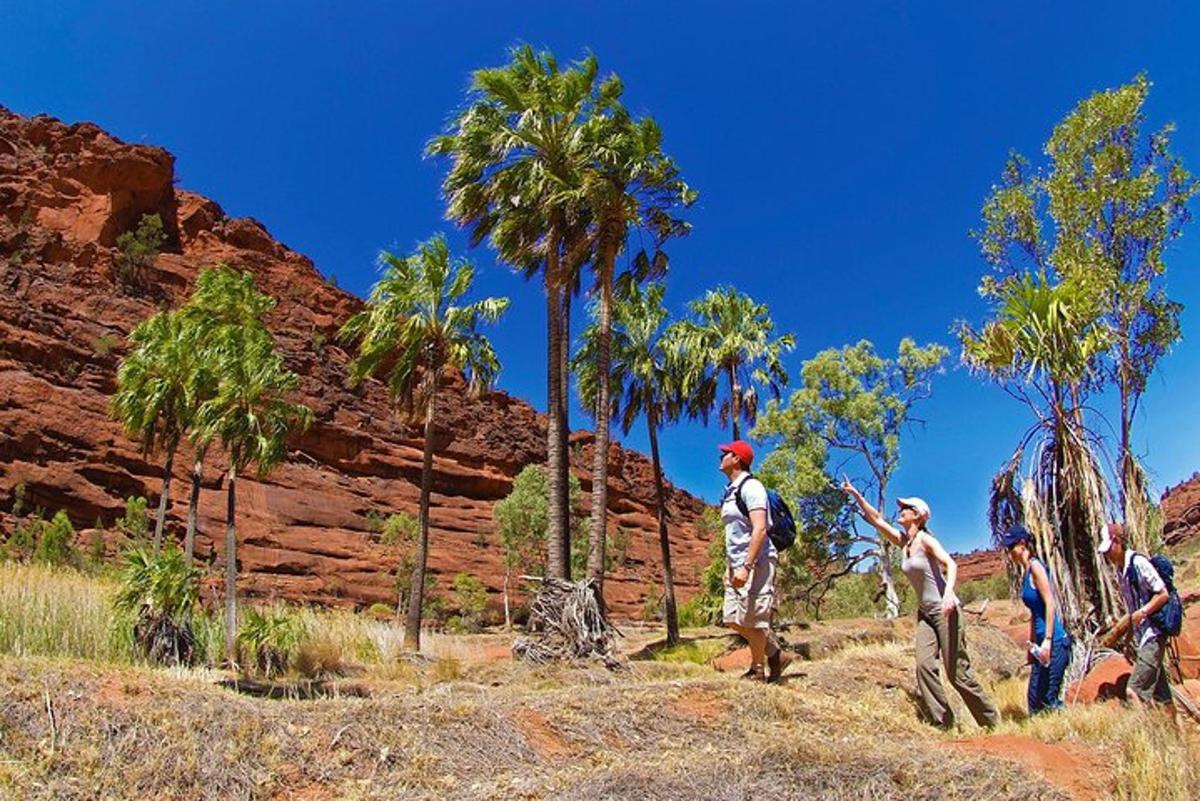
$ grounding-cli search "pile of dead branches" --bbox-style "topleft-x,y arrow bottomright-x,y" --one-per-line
512,576 -> 625,670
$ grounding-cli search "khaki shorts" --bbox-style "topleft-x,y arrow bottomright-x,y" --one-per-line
722,557 -> 776,630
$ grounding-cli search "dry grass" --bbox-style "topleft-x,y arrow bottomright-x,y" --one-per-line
991,700 -> 1200,801
0,655 -> 1061,801
2,562 -> 1197,799
0,562 -> 132,662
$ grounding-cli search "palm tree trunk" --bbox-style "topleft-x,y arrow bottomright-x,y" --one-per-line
648,410 -> 680,645
185,448 -> 204,566
224,462 -> 238,667
545,270 -> 566,580
558,278 -> 573,578
153,447 -> 176,553
728,364 -> 740,440
404,372 -> 439,651
587,258 -> 614,595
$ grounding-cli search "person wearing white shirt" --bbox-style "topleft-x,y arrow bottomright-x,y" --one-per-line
1098,522 -> 1176,722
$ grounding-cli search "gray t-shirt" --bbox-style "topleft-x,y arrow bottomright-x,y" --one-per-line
720,473 -> 776,569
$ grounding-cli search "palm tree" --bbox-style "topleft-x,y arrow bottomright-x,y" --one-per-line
188,268 -> 311,666
340,234 -> 508,651
576,105 -> 695,596
111,310 -> 201,553
575,281 -> 689,643
428,45 -> 600,580
960,273 -> 1119,632
670,287 -> 795,439
180,266 -> 275,566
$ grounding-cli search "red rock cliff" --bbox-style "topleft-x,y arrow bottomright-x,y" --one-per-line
0,107 -> 715,620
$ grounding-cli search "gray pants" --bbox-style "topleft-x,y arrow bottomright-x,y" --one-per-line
1129,637 -> 1172,705
915,608 -> 1000,729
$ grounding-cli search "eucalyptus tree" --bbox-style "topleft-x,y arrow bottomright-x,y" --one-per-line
576,101 -> 695,596
428,45 -> 601,579
187,267 -> 311,665
754,339 -> 948,618
986,75 -> 1195,542
111,310 -> 201,553
340,234 -> 508,651
575,282 -> 692,642
960,76 -> 1195,632
670,287 -> 795,439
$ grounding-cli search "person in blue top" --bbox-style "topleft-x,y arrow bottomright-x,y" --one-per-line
1002,524 -> 1071,716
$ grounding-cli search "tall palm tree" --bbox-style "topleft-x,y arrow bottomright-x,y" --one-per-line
340,234 -> 508,651
111,310 -> 201,553
670,287 -> 795,439
575,281 -> 688,643
428,45 -> 599,580
175,266 -> 274,567
187,267 -> 311,666
577,105 -> 695,596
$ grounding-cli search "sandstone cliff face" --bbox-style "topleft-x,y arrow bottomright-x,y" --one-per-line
1162,472 -> 1200,548
0,107 -> 713,619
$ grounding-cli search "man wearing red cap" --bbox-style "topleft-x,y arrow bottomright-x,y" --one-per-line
718,439 -> 784,682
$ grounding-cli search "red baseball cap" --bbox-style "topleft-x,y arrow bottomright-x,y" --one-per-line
718,440 -> 754,467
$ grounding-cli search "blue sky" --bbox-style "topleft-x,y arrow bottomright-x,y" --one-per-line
5,2 -> 1200,553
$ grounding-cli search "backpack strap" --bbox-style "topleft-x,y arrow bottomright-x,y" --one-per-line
1126,552 -> 1160,609
732,473 -> 751,519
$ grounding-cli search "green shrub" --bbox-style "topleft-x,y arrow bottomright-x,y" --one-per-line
366,602 -> 396,621
676,523 -> 726,628
10,481 -> 26,517
117,496 -> 149,546
88,527 -> 107,565
450,572 -> 488,632
956,571 -> 1011,606
6,515 -> 39,561
113,545 -> 201,666
238,606 -> 306,678
115,213 -> 166,289
94,333 -> 121,357
34,510 -> 77,566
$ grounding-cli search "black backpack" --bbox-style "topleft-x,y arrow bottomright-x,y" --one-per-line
1126,552 -> 1183,637
732,475 -> 797,552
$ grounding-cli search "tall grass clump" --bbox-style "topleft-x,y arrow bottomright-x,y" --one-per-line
238,606 -> 306,677
0,561 -> 132,662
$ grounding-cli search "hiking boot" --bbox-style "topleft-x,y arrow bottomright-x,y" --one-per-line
740,665 -> 766,682
767,648 -> 791,684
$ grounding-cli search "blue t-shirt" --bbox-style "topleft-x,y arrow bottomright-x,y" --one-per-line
1021,558 -> 1069,643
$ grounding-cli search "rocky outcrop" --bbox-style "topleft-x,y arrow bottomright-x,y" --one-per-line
954,547 -> 1006,584
0,107 -> 714,620
1162,472 -> 1200,547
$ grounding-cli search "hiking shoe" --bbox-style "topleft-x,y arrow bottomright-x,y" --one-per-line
767,648 -> 791,684
740,666 -> 766,682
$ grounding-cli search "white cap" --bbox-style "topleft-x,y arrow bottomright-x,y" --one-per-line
1097,524 -> 1117,554
898,496 -> 931,521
